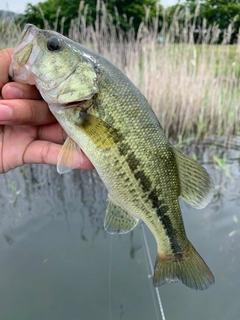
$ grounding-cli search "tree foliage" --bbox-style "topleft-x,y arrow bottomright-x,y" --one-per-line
203,0 -> 240,32
171,0 -> 240,43
20,0 -> 159,34
19,0 -> 240,43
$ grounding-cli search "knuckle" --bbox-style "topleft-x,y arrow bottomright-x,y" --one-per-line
40,142 -> 52,164
28,102 -> 39,124
14,100 -> 39,124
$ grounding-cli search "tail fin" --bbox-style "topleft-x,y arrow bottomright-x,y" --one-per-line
153,243 -> 215,290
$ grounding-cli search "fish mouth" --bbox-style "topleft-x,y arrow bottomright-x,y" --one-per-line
13,42 -> 33,66
9,24 -> 40,80
13,24 -> 39,65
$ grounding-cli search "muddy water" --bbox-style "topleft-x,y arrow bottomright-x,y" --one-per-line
0,143 -> 239,320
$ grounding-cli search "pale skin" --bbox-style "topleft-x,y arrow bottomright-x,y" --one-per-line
0,48 -> 94,173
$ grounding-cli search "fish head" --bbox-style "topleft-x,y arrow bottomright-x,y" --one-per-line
10,24 -> 98,105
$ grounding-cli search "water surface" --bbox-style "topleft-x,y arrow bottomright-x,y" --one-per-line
0,143 -> 239,320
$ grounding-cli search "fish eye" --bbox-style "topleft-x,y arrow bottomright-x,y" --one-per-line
47,37 -> 61,51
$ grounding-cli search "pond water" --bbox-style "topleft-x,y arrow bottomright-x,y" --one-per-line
0,141 -> 239,320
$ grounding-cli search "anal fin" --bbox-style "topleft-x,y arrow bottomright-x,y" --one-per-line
104,195 -> 139,234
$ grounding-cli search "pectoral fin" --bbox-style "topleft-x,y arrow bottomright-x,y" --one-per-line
57,137 -> 84,174
104,195 -> 139,234
172,147 -> 214,209
78,112 -> 122,149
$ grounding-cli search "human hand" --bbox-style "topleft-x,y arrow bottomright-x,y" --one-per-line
0,48 -> 94,173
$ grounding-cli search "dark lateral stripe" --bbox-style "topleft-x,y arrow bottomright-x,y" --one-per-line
118,141 -> 140,174
134,171 -> 152,192
151,191 -> 182,254
126,152 -> 140,172
118,141 -> 182,254
118,142 -> 130,157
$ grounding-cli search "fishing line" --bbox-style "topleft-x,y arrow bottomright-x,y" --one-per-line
140,223 -> 166,320
108,235 -> 113,320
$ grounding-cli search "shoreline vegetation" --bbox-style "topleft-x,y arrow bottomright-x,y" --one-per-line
1,2 -> 240,145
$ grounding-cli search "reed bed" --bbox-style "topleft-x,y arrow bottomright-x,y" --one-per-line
1,1 -> 240,143
0,13 -> 22,49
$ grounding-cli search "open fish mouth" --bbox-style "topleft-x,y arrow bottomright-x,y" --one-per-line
13,24 -> 36,65
9,24 -> 40,83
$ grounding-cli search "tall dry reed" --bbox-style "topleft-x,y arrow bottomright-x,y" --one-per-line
1,1 -> 240,143
0,12 -> 22,49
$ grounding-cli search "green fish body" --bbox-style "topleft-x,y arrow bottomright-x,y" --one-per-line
10,24 -> 215,290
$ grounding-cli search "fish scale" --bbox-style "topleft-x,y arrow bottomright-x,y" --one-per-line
10,24 -> 215,290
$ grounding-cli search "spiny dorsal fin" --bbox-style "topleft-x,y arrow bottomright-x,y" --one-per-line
104,195 -> 139,234
57,136 -> 84,174
172,147 -> 214,209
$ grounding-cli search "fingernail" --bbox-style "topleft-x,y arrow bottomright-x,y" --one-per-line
4,86 -> 23,99
0,104 -> 12,121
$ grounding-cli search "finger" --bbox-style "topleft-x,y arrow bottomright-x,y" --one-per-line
37,123 -> 67,144
0,48 -> 13,90
23,140 -> 94,170
2,82 -> 42,100
0,99 -> 56,125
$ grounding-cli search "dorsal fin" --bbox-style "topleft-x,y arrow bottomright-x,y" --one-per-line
104,195 -> 139,234
172,147 -> 214,209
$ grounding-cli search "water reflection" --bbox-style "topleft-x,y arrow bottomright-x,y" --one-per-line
0,166 -> 106,237
0,141 -> 239,319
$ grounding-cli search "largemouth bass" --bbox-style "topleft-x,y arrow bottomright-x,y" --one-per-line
10,24 -> 215,290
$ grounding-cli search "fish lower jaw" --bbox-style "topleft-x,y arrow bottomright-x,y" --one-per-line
11,63 -> 35,85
